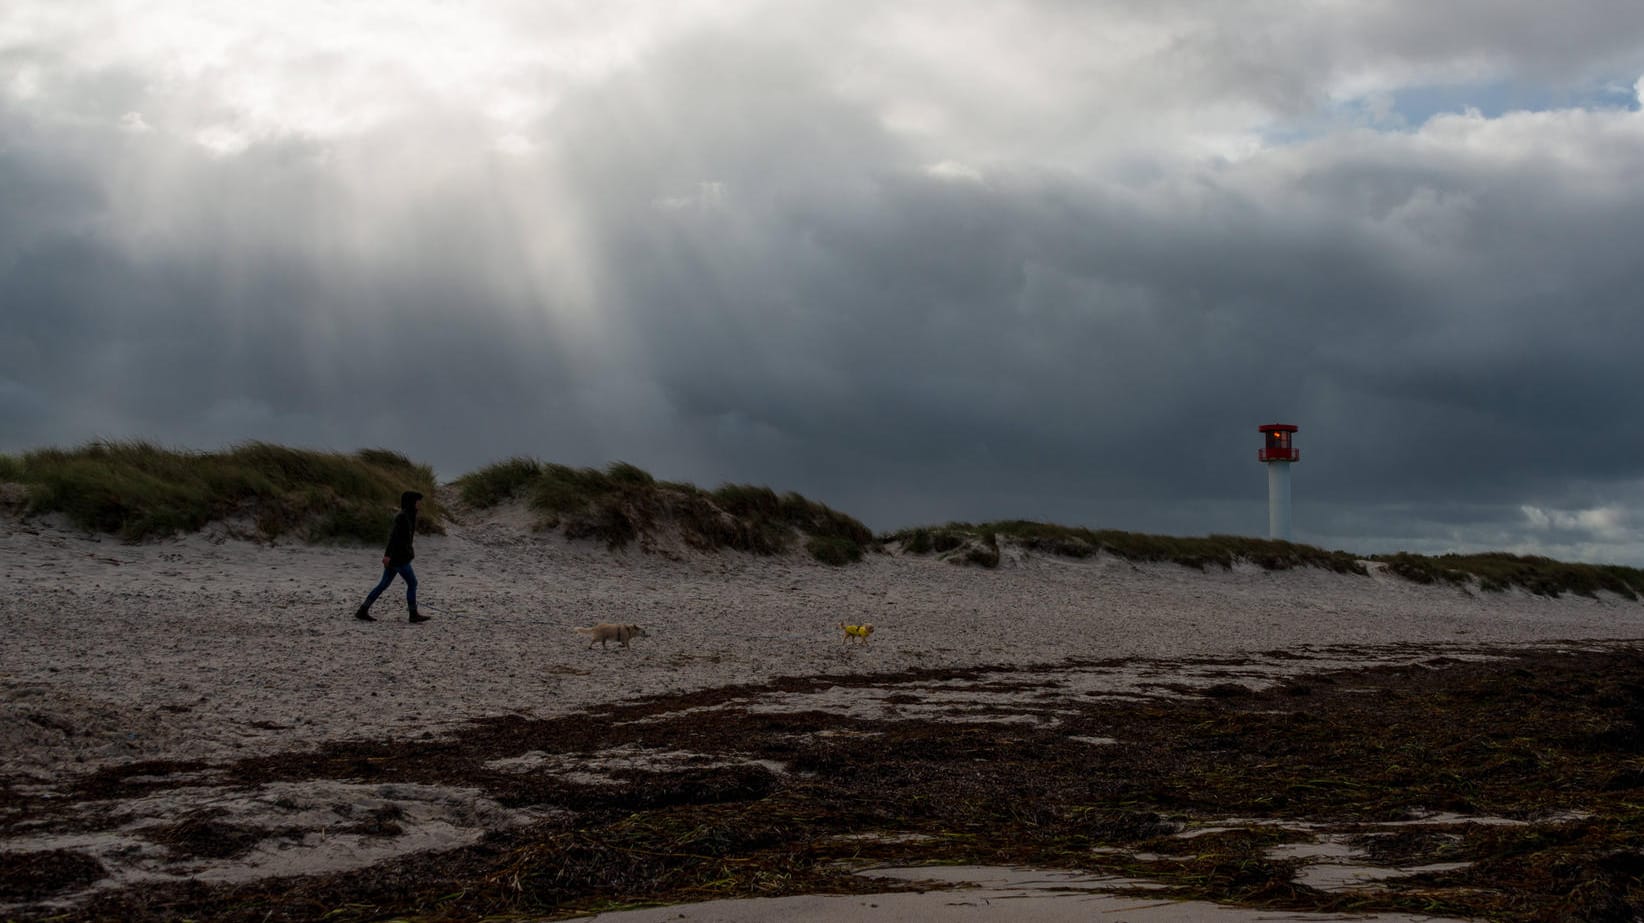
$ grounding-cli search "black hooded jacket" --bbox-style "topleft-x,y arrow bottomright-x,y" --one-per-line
383,491 -> 422,567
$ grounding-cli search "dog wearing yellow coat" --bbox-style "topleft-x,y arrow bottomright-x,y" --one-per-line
838,622 -> 874,644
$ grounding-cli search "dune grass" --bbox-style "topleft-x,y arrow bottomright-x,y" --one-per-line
453,458 -> 872,564
6,442 -> 1642,591
0,441 -> 441,544
448,456 -> 541,509
1371,551 -> 1644,600
887,519 -> 1644,598
886,520 -> 1369,575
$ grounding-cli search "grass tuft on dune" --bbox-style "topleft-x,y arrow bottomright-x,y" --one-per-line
1371,551 -> 1644,600
885,520 -> 1644,599
0,441 -> 440,544
884,520 -> 1368,576
453,458 -> 873,565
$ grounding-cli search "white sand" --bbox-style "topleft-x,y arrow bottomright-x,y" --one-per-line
3,501 -> 1642,917
4,501 -> 1642,777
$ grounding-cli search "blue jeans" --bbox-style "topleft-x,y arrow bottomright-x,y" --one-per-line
364,564 -> 417,609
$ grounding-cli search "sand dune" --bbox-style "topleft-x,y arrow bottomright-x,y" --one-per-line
4,502 -> 1642,777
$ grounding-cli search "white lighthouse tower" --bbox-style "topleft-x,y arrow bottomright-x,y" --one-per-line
1257,423 -> 1299,541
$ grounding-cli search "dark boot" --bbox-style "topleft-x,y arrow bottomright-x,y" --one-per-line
408,605 -> 429,624
355,604 -> 376,622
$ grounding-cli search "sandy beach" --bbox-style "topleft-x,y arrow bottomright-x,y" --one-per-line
4,497 -> 1644,920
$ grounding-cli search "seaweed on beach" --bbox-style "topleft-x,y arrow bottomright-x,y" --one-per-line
0,849 -> 107,902
147,809 -> 269,860
12,647 -> 1644,922
337,803 -> 407,838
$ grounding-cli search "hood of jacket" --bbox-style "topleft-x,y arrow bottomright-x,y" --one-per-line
399,490 -> 424,515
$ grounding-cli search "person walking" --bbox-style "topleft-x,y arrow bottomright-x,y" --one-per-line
355,490 -> 430,623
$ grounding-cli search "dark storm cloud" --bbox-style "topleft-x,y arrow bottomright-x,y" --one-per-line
3,3 -> 1644,560
534,45 -> 1644,550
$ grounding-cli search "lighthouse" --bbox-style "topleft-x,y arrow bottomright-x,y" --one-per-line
1257,424 -> 1299,541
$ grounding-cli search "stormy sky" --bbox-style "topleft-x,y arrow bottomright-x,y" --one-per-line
4,2 -> 1644,562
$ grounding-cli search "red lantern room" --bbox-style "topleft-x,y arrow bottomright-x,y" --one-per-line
1257,424 -> 1299,463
